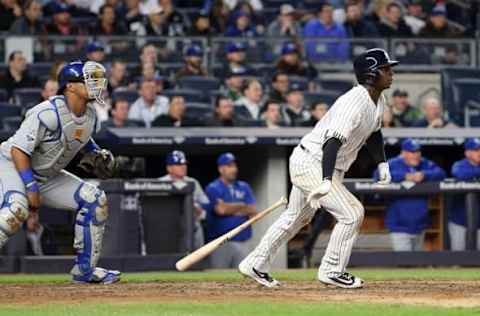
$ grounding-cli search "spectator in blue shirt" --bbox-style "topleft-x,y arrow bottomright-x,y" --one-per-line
303,3 -> 349,62
205,153 -> 257,268
225,10 -> 257,37
374,139 -> 446,251
449,138 -> 480,250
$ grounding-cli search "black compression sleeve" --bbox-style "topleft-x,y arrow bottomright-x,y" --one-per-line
365,130 -> 386,165
322,137 -> 342,180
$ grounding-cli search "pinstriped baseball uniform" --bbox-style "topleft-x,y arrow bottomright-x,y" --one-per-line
244,85 -> 386,274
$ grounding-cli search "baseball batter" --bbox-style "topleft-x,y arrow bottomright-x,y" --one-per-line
0,61 -> 120,284
239,48 -> 398,289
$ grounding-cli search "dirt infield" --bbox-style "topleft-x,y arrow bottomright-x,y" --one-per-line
1,279 -> 479,308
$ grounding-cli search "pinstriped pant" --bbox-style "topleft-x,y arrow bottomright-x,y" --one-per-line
244,146 -> 364,275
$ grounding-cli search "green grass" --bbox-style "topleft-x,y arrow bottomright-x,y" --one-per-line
0,268 -> 479,284
1,302 -> 479,316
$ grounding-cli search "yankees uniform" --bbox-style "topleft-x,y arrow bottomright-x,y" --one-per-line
0,61 -> 120,284
239,48 -> 398,289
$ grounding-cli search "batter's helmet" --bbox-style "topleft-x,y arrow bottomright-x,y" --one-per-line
353,48 -> 399,84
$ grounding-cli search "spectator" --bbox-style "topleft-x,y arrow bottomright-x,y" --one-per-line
86,41 -> 105,63
413,97 -> 456,128
276,42 -> 318,83
145,0 -> 185,36
260,100 -> 284,129
235,78 -> 263,121
124,0 -> 145,35
205,152 -> 257,268
138,62 -> 165,94
103,99 -> 144,128
159,151 -> 209,249
9,0 -> 44,35
128,80 -> 169,127
404,0 -> 426,35
418,6 -> 464,38
302,101 -> 328,127
222,68 -> 247,102
344,1 -> 379,38
175,45 -> 208,79
189,11 -> 216,36
303,3 -> 349,62
0,0 -> 21,31
449,138 -> 480,251
152,96 -> 198,127
49,60 -> 66,80
225,10 -> 257,37
209,0 -> 230,33
374,139 -> 446,251
40,79 -> 59,101
131,43 -> 164,79
390,89 -> 422,127
0,51 -> 39,99
376,2 -> 413,37
282,83 -> 309,126
205,96 -> 243,127
45,2 -> 81,35
223,0 -> 262,12
108,60 -> 131,94
382,105 -> 395,128
266,4 -> 301,37
268,72 -> 289,104
25,212 -> 57,256
222,42 -> 256,78
91,4 -> 128,35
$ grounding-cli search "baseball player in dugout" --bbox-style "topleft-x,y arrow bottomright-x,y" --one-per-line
239,48 -> 398,289
0,61 -> 120,284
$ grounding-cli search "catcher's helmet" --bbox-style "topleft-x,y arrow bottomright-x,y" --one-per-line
57,60 -> 107,104
353,48 -> 399,84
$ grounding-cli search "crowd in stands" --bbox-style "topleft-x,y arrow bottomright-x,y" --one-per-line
0,0 -> 476,130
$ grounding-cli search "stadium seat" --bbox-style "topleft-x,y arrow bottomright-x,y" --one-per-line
2,116 -> 22,131
13,88 -> 42,110
316,79 -> 353,94
111,89 -> 140,104
0,103 -> 22,130
177,76 -> 221,92
164,88 -> 209,103
28,63 -> 52,79
185,102 -> 213,119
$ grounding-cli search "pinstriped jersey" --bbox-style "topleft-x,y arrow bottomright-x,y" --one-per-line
301,85 -> 386,171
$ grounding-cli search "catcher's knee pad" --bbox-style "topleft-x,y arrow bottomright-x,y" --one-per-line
0,191 -> 29,237
73,183 -> 108,274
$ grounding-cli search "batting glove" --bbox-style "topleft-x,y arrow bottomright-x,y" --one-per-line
377,162 -> 391,185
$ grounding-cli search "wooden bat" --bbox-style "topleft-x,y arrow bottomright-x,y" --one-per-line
175,196 -> 288,271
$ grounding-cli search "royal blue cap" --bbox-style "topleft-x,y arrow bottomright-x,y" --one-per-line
401,138 -> 421,152
226,42 -> 247,54
464,138 -> 480,150
51,2 -> 70,14
185,45 -> 203,57
282,42 -> 298,55
86,41 -> 104,54
217,152 -> 236,166
166,150 -> 188,165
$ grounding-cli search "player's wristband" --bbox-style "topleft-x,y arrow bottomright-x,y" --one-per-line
19,169 -> 39,193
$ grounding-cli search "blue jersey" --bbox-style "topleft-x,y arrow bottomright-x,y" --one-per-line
205,178 -> 256,242
449,158 -> 480,227
373,156 -> 446,234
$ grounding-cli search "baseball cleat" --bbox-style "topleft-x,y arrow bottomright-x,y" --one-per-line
238,260 -> 280,288
72,267 -> 121,284
318,271 -> 364,289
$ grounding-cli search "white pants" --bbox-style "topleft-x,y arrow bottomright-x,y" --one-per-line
209,240 -> 250,269
243,146 -> 364,275
448,222 -> 480,251
389,232 -> 425,251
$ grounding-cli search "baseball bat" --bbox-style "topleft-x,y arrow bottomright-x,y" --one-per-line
175,196 -> 288,271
